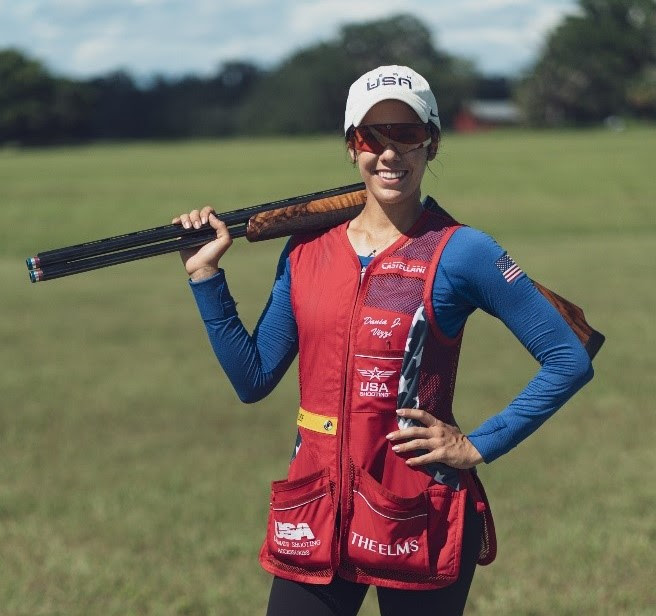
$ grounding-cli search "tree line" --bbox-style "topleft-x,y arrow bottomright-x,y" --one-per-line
1,2 -> 655,145
518,0 -> 656,125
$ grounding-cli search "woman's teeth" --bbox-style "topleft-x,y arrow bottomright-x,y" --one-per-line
377,170 -> 406,180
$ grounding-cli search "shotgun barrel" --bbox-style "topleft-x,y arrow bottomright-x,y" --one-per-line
27,182 -> 366,271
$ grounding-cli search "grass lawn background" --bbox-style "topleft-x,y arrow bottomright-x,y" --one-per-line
1,127 -> 654,615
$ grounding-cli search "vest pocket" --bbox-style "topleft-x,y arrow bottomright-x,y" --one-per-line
266,468 -> 335,571
345,467 -> 430,575
426,482 -> 468,580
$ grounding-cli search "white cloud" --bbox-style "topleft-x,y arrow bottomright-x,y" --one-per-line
455,0 -> 536,11
288,1 -> 405,33
69,20 -> 127,73
0,0 -> 579,77
529,4 -> 574,37
72,39 -> 118,72
31,21 -> 63,41
12,1 -> 40,20
444,27 -> 532,46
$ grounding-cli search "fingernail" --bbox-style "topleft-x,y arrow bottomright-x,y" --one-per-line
396,409 -> 404,416
194,221 -> 201,229
385,433 -> 393,440
201,218 -> 207,225
392,445 -> 400,452
184,222 -> 191,229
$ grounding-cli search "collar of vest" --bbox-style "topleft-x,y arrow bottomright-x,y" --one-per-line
335,205 -> 451,265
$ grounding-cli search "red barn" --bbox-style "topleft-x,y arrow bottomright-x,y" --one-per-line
454,100 -> 521,132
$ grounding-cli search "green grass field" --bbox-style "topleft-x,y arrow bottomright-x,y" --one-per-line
1,128 -> 655,615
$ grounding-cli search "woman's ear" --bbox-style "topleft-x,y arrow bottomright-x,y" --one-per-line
348,147 -> 357,164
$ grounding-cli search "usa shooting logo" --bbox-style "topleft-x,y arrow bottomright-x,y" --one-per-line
358,366 -> 396,398
273,521 -> 322,557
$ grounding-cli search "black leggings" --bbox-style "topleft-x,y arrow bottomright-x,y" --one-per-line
266,499 -> 482,616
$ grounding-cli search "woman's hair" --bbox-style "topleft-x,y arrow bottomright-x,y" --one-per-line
345,121 -> 442,162
426,122 -> 441,161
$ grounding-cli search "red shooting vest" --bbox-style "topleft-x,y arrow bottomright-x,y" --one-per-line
259,207 -> 496,590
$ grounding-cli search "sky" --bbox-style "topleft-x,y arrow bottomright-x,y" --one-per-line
0,0 -> 579,79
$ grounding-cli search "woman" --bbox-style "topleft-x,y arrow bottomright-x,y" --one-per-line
174,65 -> 593,616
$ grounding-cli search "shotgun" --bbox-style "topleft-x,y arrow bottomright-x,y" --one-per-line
26,183 -> 368,278
26,182 -> 604,359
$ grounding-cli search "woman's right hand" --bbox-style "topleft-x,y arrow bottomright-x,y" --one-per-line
172,206 -> 233,281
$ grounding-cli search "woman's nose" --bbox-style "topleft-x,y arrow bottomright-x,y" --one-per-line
378,144 -> 402,160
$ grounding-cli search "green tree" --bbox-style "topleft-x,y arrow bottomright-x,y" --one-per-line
0,48 -> 92,144
0,49 -> 54,142
518,0 -> 656,125
87,62 -> 261,139
238,14 -> 475,134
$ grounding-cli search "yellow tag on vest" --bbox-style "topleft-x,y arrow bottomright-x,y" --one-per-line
297,407 -> 337,435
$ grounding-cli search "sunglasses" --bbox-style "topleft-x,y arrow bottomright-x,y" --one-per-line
352,123 -> 432,155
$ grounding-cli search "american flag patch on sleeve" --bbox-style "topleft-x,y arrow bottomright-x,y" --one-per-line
495,254 -> 524,283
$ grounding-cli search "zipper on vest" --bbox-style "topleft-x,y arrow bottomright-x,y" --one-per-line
337,258 -> 370,557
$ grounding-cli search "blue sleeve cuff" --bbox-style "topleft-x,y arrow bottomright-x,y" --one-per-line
188,269 -> 238,321
467,416 -> 508,464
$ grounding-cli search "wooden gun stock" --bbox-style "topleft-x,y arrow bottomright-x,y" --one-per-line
531,281 -> 605,360
246,188 -> 367,241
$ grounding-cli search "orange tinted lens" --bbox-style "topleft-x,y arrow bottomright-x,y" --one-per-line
353,124 -> 430,154
354,126 -> 385,154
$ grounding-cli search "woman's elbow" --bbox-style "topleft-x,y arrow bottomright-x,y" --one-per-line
551,344 -> 595,394
235,385 -> 271,404
571,347 -> 594,389
579,360 -> 594,387
225,371 -> 274,403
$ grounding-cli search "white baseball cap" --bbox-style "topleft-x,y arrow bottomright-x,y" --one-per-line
344,65 -> 440,133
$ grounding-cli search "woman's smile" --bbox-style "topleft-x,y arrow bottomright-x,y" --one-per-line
376,169 -> 407,181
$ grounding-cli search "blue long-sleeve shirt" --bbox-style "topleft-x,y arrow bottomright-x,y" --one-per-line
189,225 -> 593,463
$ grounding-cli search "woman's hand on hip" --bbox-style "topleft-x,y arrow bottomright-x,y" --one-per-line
172,206 -> 232,281
386,408 -> 484,469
